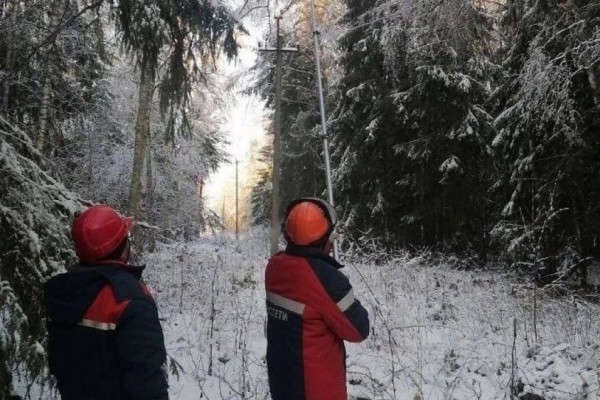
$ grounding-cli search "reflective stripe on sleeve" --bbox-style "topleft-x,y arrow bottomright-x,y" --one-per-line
337,289 -> 355,312
78,319 -> 117,331
266,291 -> 305,315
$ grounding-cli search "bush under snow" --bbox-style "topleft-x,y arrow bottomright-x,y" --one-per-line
137,231 -> 600,400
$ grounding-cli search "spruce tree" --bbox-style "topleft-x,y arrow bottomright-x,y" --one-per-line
0,118 -> 81,399
330,0 -> 404,245
331,0 -> 497,251
491,0 -> 600,276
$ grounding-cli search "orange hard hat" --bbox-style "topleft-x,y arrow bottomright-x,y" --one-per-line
283,198 -> 337,246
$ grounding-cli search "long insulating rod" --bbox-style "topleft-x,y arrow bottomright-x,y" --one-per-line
310,0 -> 339,260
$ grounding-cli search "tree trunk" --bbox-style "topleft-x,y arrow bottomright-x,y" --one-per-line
94,14 -> 108,61
2,0 -> 17,115
588,65 -> 600,111
36,0 -> 60,150
146,131 -> 156,252
37,71 -> 52,150
161,146 -> 172,238
175,169 -> 183,239
197,177 -> 205,230
52,105 -> 64,158
88,119 -> 93,198
128,56 -> 155,226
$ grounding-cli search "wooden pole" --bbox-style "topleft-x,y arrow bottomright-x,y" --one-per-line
270,17 -> 283,255
236,159 -> 239,240
259,15 -> 298,255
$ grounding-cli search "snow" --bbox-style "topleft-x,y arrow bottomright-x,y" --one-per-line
439,156 -> 462,174
366,118 -> 380,143
347,83 -> 369,102
458,75 -> 471,92
138,230 -> 600,400
502,200 -> 515,218
32,341 -> 46,356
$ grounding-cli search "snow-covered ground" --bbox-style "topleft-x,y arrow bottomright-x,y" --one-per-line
142,230 -> 600,400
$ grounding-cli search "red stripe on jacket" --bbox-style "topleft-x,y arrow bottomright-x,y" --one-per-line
82,281 -> 156,327
83,285 -> 131,326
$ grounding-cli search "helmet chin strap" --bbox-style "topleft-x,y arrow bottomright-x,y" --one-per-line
94,238 -> 131,266
322,230 -> 338,254
120,239 -> 131,264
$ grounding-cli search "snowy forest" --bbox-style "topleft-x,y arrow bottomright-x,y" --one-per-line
1,0 -> 600,399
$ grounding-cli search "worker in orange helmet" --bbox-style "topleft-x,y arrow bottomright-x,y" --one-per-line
265,197 -> 370,400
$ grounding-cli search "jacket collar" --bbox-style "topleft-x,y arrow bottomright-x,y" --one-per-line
77,264 -> 146,280
284,243 -> 344,269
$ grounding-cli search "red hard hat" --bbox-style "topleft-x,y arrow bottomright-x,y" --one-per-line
283,198 -> 337,246
72,205 -> 133,263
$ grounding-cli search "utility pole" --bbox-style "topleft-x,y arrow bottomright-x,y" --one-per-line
310,0 -> 339,259
235,159 -> 239,240
221,197 -> 226,234
259,15 -> 298,255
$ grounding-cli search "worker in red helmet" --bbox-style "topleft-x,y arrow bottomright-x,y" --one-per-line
44,205 -> 169,400
265,197 -> 370,400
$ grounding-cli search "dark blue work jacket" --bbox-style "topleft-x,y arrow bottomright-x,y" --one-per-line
44,265 -> 169,400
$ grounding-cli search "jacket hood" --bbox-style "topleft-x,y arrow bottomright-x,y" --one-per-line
44,265 -> 145,324
285,243 -> 345,269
